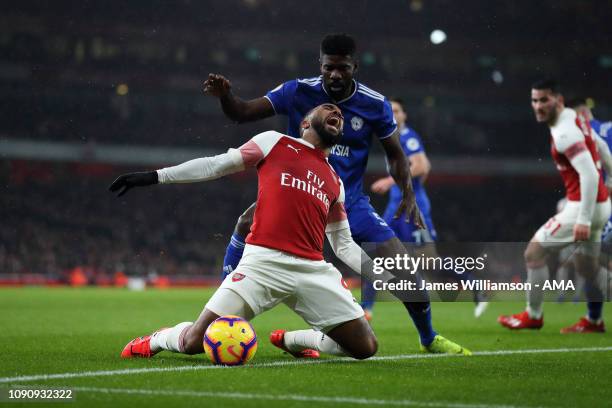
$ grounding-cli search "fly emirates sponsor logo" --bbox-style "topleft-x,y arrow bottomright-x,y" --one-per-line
280,170 -> 331,210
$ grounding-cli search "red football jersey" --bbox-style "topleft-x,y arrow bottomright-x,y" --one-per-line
550,109 -> 608,203
238,131 -> 347,260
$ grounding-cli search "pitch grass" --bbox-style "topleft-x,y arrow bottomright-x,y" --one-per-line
0,288 -> 611,408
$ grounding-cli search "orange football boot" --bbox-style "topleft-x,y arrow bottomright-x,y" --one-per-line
121,328 -> 168,358
270,330 -> 320,359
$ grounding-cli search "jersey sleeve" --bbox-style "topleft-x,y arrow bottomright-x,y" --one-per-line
403,131 -> 425,157
237,131 -> 283,167
551,125 -> 588,159
264,80 -> 298,116
373,98 -> 398,140
326,180 -> 350,232
156,149 -> 244,184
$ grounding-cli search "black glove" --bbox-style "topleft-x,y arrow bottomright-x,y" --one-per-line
108,171 -> 158,197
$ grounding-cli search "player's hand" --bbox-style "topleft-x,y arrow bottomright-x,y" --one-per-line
371,177 -> 395,194
109,171 -> 158,197
203,73 -> 232,98
394,188 -> 425,229
573,224 -> 591,241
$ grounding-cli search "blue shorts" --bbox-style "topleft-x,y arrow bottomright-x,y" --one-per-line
346,196 -> 396,245
385,213 -> 437,244
383,203 -> 437,244
602,217 -> 612,243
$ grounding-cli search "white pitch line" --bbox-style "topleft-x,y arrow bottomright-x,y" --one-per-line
0,346 -> 610,385
29,385 -> 542,408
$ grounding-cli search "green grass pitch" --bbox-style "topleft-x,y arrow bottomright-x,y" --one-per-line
0,288 -> 610,407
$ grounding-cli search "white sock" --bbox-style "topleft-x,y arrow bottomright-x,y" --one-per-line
526,265 -> 549,319
150,322 -> 192,353
283,329 -> 348,356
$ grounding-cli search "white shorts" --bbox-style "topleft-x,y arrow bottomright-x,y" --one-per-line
534,199 -> 611,254
205,244 -> 364,332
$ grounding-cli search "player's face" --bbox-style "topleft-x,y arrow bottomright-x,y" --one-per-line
310,104 -> 344,147
391,101 -> 407,127
531,89 -> 560,124
320,54 -> 357,101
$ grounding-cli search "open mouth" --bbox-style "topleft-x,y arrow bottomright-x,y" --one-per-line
327,116 -> 340,128
326,112 -> 343,130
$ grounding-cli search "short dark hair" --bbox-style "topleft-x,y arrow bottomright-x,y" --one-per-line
565,95 -> 588,108
321,33 -> 356,56
532,78 -> 561,94
389,97 -> 405,109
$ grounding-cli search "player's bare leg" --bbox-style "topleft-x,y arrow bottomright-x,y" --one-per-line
121,309 -> 219,358
498,239 -> 547,329
278,317 -> 377,360
121,289 -> 254,358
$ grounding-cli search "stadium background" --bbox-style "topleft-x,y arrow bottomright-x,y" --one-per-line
2,0 -> 611,285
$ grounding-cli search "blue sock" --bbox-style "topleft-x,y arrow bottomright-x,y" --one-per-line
587,302 -> 603,321
584,281 -> 604,321
404,301 -> 437,346
221,233 -> 245,279
360,279 -> 377,311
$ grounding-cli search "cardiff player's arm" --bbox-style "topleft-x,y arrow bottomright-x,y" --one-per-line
380,131 -> 424,228
371,152 -> 431,194
109,131 -> 282,196
594,133 -> 612,189
203,73 -> 275,123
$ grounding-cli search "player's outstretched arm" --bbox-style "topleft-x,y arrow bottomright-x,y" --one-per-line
203,73 -> 275,123
109,131 -> 283,197
380,131 -> 424,228
109,149 -> 246,197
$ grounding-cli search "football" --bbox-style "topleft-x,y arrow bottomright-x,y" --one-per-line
203,315 -> 258,366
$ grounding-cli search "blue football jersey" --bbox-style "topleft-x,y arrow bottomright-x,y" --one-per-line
265,76 -> 397,207
592,118 -> 612,242
591,118 -> 612,150
387,127 -> 431,218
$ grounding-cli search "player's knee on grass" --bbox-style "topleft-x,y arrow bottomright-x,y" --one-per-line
350,334 -> 378,360
327,317 -> 378,360
234,203 -> 256,237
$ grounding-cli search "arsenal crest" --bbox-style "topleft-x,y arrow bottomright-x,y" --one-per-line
232,273 -> 246,282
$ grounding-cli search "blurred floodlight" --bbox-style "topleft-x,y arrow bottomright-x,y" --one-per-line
492,70 -> 504,84
116,83 -> 129,96
430,29 -> 447,45
410,0 -> 423,12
